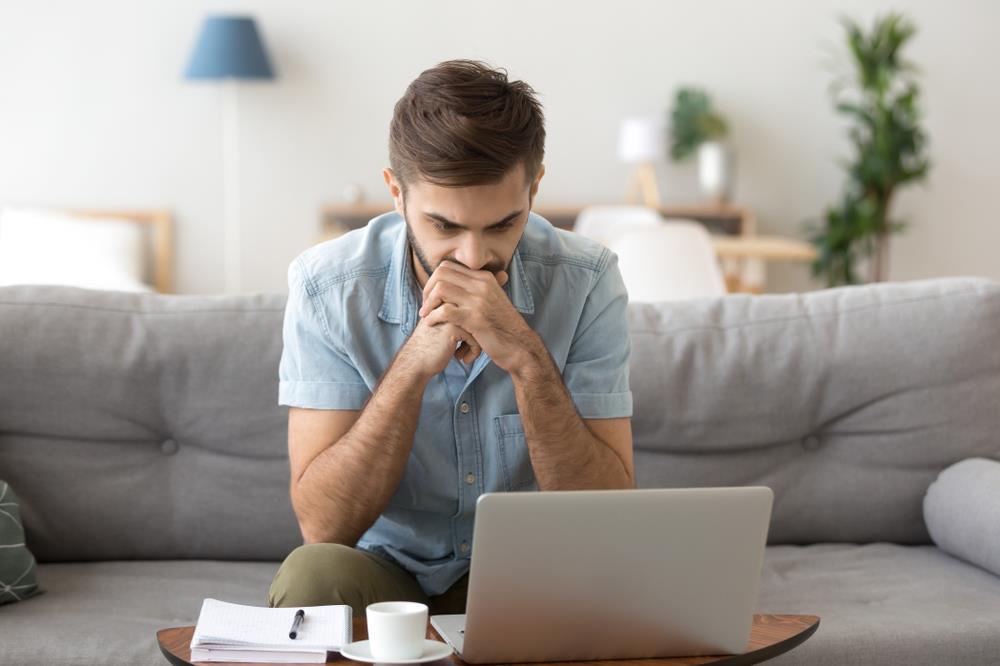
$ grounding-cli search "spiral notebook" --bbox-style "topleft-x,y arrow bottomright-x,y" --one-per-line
190,598 -> 353,663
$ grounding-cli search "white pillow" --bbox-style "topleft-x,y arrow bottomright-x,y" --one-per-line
0,207 -> 151,292
924,457 -> 1000,578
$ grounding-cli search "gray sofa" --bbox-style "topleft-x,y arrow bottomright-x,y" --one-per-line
1,278 -> 999,665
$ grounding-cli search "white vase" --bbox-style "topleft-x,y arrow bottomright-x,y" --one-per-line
697,141 -> 735,203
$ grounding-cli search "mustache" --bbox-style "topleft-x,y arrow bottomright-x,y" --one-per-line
437,257 -> 507,274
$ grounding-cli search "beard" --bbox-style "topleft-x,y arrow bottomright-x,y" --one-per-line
402,207 -> 509,277
404,217 -> 438,278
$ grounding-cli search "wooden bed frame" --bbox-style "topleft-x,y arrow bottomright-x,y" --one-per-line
65,209 -> 174,293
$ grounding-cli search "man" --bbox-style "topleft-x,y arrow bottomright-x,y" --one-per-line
268,60 -> 633,616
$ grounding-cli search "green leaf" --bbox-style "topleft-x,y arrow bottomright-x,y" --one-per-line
810,11 -> 930,287
669,86 -> 729,161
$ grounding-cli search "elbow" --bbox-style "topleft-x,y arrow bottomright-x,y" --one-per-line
290,485 -> 325,544
623,465 -> 636,489
290,489 -> 358,547
299,524 -> 330,545
611,471 -> 635,490
295,513 -> 346,546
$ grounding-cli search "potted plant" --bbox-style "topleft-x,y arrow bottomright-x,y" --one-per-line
669,87 -> 732,203
808,12 -> 930,286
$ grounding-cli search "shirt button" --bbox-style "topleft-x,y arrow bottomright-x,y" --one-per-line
465,473 -> 475,485
459,542 -> 470,554
459,401 -> 470,414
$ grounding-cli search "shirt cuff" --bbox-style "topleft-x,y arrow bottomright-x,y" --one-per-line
570,391 -> 633,419
278,380 -> 370,410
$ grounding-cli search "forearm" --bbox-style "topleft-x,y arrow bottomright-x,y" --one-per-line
292,352 -> 429,545
510,337 -> 632,491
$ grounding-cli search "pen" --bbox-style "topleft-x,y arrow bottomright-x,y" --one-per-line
288,609 -> 305,639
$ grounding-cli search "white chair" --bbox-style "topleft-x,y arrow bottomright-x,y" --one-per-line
573,205 -> 664,249
609,222 -> 727,302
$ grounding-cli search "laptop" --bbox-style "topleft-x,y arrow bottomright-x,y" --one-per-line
430,487 -> 773,663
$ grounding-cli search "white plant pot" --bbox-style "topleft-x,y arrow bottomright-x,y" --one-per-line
698,141 -> 735,203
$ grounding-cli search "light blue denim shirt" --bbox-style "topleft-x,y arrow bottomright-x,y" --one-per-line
278,211 -> 632,595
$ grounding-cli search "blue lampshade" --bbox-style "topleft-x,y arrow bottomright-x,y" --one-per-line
184,15 -> 275,80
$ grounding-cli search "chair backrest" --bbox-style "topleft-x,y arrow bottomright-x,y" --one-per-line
573,205 -> 663,248
610,222 -> 727,302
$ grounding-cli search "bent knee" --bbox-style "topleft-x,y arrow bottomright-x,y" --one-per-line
268,543 -> 366,608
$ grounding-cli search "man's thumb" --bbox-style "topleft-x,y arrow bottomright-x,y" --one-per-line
496,270 -> 509,288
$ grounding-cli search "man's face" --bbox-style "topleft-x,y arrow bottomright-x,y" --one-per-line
383,162 -> 545,287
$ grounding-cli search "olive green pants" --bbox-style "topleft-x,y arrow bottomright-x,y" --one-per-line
268,543 -> 469,617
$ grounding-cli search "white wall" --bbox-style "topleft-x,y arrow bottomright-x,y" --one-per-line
1,0 -> 997,294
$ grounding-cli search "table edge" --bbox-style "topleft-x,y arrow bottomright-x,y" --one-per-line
156,614 -> 821,666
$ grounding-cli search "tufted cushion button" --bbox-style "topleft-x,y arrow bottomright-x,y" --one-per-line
160,438 -> 179,456
802,435 -> 821,451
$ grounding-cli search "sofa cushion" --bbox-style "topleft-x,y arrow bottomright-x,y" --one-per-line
629,277 -> 1000,544
4,279 -> 1000,559
924,457 -> 1000,578
757,544 -> 1000,665
0,480 -> 41,604
0,286 -> 300,562
0,560 -> 279,666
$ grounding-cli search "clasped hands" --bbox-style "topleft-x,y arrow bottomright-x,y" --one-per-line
406,260 -> 534,377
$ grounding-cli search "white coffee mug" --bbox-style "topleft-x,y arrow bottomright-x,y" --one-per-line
366,601 -> 428,661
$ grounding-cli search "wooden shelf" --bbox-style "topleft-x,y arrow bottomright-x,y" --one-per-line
317,201 -> 816,294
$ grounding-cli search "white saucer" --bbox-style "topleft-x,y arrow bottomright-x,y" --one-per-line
340,639 -> 454,664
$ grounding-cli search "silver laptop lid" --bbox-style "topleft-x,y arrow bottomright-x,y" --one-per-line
457,487 -> 773,663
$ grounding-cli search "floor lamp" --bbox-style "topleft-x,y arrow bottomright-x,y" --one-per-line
618,116 -> 664,208
184,15 -> 275,293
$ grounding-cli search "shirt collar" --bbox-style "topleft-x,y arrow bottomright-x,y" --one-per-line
379,218 -> 535,335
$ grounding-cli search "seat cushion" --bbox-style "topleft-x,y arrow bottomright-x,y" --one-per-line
0,560 -> 279,666
2,547 -> 997,666
758,544 -> 1000,665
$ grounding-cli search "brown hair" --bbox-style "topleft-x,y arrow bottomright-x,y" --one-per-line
389,59 -> 545,194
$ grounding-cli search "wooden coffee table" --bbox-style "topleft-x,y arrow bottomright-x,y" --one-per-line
158,614 -> 819,666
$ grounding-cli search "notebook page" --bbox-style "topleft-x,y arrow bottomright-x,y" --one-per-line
192,599 -> 352,651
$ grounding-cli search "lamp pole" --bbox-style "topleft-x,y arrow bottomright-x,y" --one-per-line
183,14 -> 275,293
222,80 -> 241,292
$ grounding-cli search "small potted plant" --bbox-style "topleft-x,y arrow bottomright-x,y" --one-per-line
669,87 -> 733,203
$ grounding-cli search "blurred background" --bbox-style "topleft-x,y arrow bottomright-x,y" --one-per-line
0,0 -> 996,295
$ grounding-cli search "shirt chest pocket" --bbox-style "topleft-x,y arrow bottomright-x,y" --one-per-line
493,413 -> 537,492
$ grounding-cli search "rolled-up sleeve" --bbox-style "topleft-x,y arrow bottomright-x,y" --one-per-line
563,250 -> 633,419
278,258 -> 371,409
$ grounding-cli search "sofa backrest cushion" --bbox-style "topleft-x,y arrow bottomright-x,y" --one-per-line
629,277 -> 1000,544
3,278 -> 1000,559
0,286 -> 298,562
